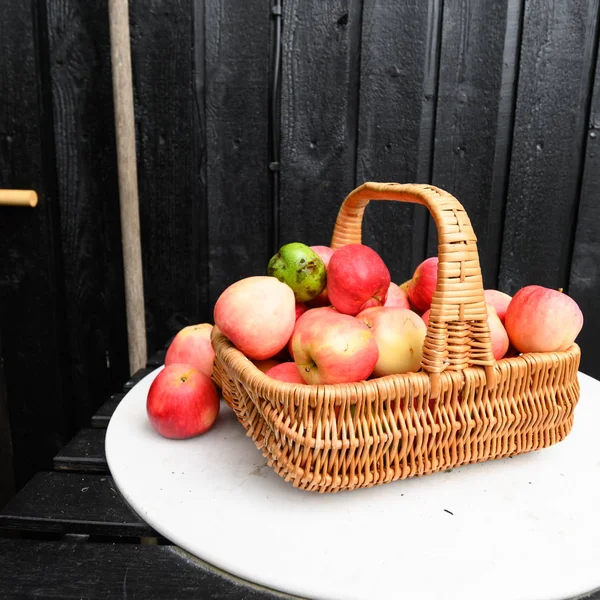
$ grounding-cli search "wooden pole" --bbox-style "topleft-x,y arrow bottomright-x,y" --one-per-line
108,0 -> 147,374
0,190 -> 38,207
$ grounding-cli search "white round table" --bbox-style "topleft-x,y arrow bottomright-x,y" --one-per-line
106,369 -> 600,600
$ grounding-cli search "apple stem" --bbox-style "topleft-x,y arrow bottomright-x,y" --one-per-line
558,287 -> 563,293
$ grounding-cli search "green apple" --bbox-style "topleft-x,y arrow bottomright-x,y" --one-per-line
268,242 -> 327,302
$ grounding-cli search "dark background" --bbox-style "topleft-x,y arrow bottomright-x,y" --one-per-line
1,0 -> 599,500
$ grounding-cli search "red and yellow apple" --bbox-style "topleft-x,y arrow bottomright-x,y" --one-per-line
288,306 -> 338,359
146,364 -> 220,439
383,282 -> 411,309
253,358 -> 281,373
165,323 -> 214,376
487,304 -> 510,360
265,362 -> 306,384
291,310 -> 378,384
356,307 -> 426,376
327,244 -> 391,315
505,286 -> 583,353
484,289 -> 512,324
404,257 -> 438,314
214,276 -> 296,360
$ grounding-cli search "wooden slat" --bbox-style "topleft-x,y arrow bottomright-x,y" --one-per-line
427,0 -> 523,288
279,0 -> 362,251
91,393 -> 125,429
499,0 -> 600,293
0,0 -> 71,488
0,539 -> 296,600
0,335 -> 15,509
568,47 -> 600,381
356,0 -> 441,281
46,0 -> 130,429
205,0 -> 272,304
53,429 -> 107,473
129,0 -> 210,351
0,472 -> 155,537
123,367 -> 155,391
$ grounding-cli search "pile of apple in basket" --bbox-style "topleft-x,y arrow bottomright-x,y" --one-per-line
146,242 -> 583,440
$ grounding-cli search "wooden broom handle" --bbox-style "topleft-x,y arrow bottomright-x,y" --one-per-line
331,182 -> 496,399
0,190 -> 38,207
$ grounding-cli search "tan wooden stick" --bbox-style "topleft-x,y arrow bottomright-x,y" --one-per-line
0,190 -> 38,207
108,0 -> 147,374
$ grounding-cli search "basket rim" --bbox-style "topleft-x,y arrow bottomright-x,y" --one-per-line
212,328 -> 581,406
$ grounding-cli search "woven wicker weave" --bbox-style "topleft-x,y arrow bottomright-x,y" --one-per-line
211,183 -> 581,493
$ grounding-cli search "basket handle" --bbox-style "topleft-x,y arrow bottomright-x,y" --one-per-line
330,182 -> 496,399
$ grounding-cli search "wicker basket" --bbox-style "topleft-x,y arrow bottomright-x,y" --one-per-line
211,182 -> 581,493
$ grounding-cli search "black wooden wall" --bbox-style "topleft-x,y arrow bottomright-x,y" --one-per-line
1,0 -> 599,490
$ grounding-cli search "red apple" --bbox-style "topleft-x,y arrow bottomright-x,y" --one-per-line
421,309 -> 430,327
165,323 -> 214,376
383,282 -> 411,309
265,362 -> 306,384
327,244 -> 391,315
484,289 -> 512,324
146,364 -> 220,439
288,306 -> 338,359
214,276 -> 296,360
505,285 -> 583,353
295,301 -> 308,320
291,310 -> 378,384
357,307 -> 426,376
308,245 -> 336,307
487,304 -> 510,360
404,257 -> 438,314
253,358 -> 281,373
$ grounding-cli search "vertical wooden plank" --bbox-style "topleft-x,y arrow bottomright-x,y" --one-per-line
428,0 -> 523,288
205,0 -> 272,304
46,0 -> 129,426
499,0 -> 600,293
568,50 -> 600,380
279,0 -> 362,250
0,335 -> 15,508
0,1 -> 70,487
130,0 -> 209,349
356,0 -> 442,282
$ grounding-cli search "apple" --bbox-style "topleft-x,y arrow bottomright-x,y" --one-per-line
291,309 -> 378,384
383,282 -> 410,309
484,289 -> 512,324
253,358 -> 281,373
214,276 -> 296,360
164,323 -> 214,376
307,245 -> 336,307
421,309 -> 430,327
146,364 -> 220,439
357,307 -> 426,376
288,306 -> 338,359
487,304 -> 510,360
404,257 -> 438,314
265,362 -> 306,384
504,285 -> 583,353
267,242 -> 326,302
295,301 -> 308,320
327,244 -> 391,315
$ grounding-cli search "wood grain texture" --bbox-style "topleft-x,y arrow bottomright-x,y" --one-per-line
53,428 -> 107,473
499,0 -> 600,293
46,0 -> 130,429
568,48 -> 600,380
0,0 -> 71,488
357,0 -> 442,282
0,539 -> 298,600
279,0 -> 362,251
0,336 -> 15,509
205,0 -> 272,304
130,0 -> 209,350
428,0 -> 523,288
0,471 -> 155,537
